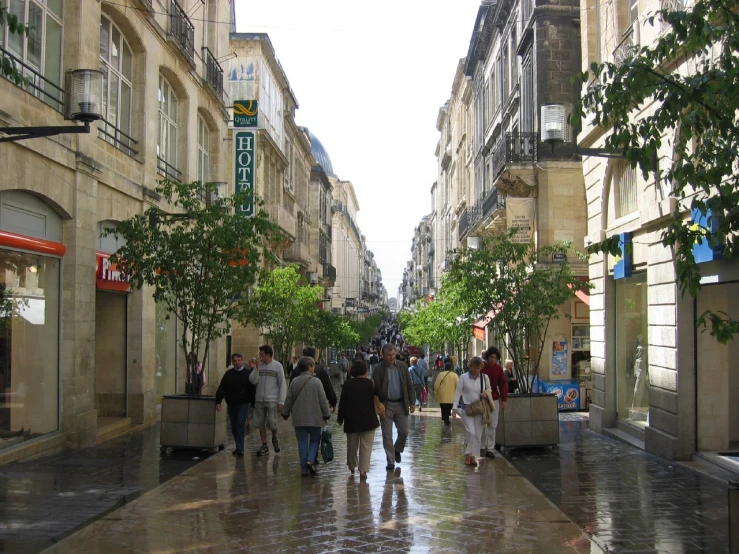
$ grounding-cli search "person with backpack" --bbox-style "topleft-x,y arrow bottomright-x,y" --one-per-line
434,361 -> 459,425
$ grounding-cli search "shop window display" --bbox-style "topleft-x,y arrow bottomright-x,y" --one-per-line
0,250 -> 60,449
615,275 -> 649,427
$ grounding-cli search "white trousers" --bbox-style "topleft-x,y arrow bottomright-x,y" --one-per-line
480,399 -> 501,451
460,410 -> 484,456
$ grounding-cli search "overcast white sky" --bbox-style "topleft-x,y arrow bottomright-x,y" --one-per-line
235,0 -> 482,298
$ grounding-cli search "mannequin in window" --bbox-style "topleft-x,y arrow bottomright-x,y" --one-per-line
631,336 -> 647,410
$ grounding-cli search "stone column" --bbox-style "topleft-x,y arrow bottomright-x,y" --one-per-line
126,286 -> 157,425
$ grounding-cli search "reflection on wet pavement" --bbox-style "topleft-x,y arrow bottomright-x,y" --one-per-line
43,411 -> 599,553
505,414 -> 731,554
0,426 -> 214,553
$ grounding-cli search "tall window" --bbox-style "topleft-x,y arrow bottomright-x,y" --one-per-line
196,115 -> 210,185
521,51 -> 534,132
158,75 -> 180,180
1,0 -> 63,109
614,160 -> 638,217
99,16 -> 134,154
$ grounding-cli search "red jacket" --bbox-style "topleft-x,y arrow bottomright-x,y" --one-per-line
481,362 -> 508,402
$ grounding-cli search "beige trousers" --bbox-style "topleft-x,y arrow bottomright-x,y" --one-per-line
346,429 -> 376,473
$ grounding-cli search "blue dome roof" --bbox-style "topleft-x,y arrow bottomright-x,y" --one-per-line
303,128 -> 336,177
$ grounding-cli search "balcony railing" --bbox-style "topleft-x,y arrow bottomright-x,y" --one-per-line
266,203 -> 296,237
613,26 -> 638,66
492,132 -> 538,181
202,47 -> 224,102
283,241 -> 310,263
0,46 -> 64,112
458,208 -> 470,241
482,186 -> 505,217
170,0 -> 195,61
98,119 -> 138,156
157,156 -> 182,182
323,263 -> 337,283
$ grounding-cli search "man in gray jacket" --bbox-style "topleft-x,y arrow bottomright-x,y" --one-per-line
373,344 -> 415,470
250,345 -> 287,457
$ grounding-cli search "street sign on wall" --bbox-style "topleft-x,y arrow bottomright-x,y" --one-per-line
234,131 -> 256,217
233,100 -> 258,128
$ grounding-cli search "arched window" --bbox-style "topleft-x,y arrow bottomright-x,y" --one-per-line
2,0 -> 64,109
157,75 -> 180,181
99,15 -> 134,155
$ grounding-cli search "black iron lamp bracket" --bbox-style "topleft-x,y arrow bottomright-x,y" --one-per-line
0,123 -> 91,143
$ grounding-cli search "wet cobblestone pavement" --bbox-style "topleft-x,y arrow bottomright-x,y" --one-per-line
505,414 -> 732,554
0,426 -> 214,553
42,409 -> 600,553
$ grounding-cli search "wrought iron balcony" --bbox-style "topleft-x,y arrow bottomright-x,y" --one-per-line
458,208 -> 470,241
323,263 -> 337,283
157,156 -> 182,182
482,186 -> 505,218
201,47 -> 224,102
492,132 -> 538,182
98,118 -> 138,156
613,26 -> 638,66
283,241 -> 310,263
170,0 -> 195,61
0,46 -> 64,113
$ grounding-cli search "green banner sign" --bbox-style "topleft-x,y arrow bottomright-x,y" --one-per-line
233,100 -> 258,128
234,131 -> 255,217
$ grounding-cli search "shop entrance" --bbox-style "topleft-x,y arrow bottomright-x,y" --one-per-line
696,282 -> 739,454
95,291 -> 127,418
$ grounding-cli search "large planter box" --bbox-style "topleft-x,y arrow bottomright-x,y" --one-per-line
160,394 -> 227,453
496,393 -> 559,450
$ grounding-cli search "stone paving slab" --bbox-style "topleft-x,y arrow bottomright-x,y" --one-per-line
42,412 -> 601,554
504,413 -> 731,554
0,424 -> 214,553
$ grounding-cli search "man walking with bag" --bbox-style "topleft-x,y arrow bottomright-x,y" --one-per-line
373,344 -> 415,471
250,345 -> 287,457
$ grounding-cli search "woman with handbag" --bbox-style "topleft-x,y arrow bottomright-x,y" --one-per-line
337,360 -> 386,479
282,357 -> 331,477
452,357 -> 490,466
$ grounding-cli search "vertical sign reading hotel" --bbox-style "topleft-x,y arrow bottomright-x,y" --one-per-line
234,131 -> 255,216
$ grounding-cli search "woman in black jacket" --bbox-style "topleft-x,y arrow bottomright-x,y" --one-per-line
337,361 -> 386,479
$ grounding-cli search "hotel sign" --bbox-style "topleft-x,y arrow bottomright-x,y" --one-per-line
233,100 -> 258,128
234,131 -> 255,217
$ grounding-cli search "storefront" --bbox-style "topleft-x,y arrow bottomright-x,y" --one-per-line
0,192 -> 63,451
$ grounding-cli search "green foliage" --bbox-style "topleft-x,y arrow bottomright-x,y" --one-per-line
238,265 -> 323,364
445,232 -> 588,392
303,310 -> 360,359
574,0 -> 739,342
349,312 -> 385,345
395,310 -> 414,333
0,5 -> 28,86
106,181 -> 279,374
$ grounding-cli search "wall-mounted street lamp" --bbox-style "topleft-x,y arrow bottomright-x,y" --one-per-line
0,69 -> 104,143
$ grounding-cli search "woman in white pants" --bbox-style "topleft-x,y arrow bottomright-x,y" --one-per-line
452,357 -> 490,467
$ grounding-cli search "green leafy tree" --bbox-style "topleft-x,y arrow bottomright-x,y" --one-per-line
574,0 -> 739,342
239,265 -> 323,364
446,232 -> 588,393
0,5 -> 28,85
302,310 -> 359,362
349,311 -> 385,345
106,181 -> 279,395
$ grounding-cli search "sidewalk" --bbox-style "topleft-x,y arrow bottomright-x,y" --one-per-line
504,412 -> 732,553
43,411 -> 600,554
0,424 -> 214,554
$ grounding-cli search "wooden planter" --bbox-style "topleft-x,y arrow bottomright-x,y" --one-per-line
496,393 -> 559,450
160,394 -> 227,453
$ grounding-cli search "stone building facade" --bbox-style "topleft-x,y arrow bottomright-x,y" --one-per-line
0,0 -> 234,462
579,0 -> 739,460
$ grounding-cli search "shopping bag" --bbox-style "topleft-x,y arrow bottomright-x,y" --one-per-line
421,387 -> 428,405
320,427 -> 334,463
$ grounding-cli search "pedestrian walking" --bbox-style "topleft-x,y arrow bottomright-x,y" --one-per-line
434,361 -> 459,425
408,357 -> 426,412
299,346 -> 337,414
373,344 -> 415,471
338,353 -> 349,385
214,353 -> 256,456
503,358 -> 519,393
250,345 -> 287,457
416,353 -> 430,389
281,357 -> 331,477
452,356 -> 491,467
337,360 -> 385,479
480,347 -> 508,458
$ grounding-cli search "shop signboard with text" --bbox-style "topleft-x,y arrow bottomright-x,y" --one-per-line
96,252 -> 130,292
537,380 -> 581,411
234,131 -> 255,217
506,198 -> 536,244
233,100 -> 258,128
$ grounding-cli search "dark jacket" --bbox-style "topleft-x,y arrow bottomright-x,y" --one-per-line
372,359 -> 414,413
337,377 -> 385,433
215,367 -> 256,406
290,364 -> 337,408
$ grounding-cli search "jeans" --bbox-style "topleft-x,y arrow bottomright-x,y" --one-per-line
294,426 -> 322,471
227,403 -> 249,452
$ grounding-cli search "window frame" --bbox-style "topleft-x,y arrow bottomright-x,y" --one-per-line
157,74 -> 181,181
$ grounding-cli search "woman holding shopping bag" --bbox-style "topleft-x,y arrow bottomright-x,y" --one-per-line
452,356 -> 491,467
337,360 -> 386,479
282,357 -> 331,477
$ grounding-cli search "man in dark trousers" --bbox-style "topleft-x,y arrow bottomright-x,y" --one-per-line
215,353 -> 256,456
373,344 -> 415,470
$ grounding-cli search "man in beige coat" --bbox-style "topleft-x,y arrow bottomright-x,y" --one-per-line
434,362 -> 459,425
372,344 -> 415,470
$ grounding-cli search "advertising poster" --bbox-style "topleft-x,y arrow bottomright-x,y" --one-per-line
552,340 -> 568,376
505,198 -> 536,244
536,380 -> 581,411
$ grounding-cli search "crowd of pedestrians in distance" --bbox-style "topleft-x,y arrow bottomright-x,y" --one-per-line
214,314 -> 510,476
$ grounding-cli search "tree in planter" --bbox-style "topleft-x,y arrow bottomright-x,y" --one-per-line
574,0 -> 739,342
238,265 -> 323,365
445,232 -> 588,393
106,181 -> 280,396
